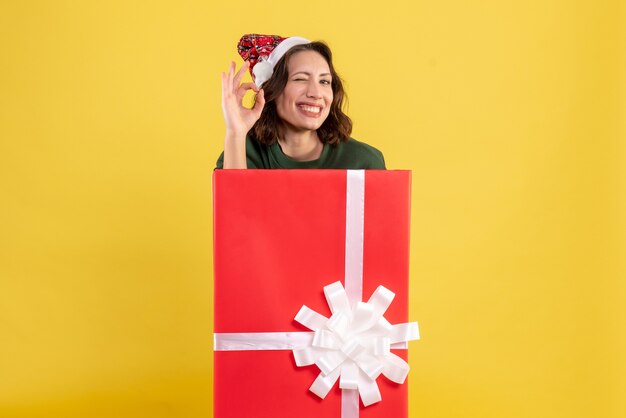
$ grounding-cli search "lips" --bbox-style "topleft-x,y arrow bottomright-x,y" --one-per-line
297,103 -> 323,117
298,104 -> 321,113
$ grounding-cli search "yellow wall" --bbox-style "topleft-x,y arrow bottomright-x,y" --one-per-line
1,1 -> 624,417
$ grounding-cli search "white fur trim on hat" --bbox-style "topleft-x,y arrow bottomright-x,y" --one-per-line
252,36 -> 310,88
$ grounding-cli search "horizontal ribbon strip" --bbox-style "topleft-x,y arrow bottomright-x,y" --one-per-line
214,331 -> 411,351
214,332 -> 314,351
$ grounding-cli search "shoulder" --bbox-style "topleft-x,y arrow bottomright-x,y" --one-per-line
342,138 -> 384,157
332,138 -> 386,169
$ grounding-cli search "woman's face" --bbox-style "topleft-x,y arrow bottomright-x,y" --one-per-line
275,50 -> 333,134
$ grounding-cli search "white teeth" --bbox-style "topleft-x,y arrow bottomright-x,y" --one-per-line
299,105 -> 321,113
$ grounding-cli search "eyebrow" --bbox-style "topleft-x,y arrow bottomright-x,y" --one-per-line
291,71 -> 332,77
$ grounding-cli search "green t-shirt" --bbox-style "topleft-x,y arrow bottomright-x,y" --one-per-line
215,135 -> 385,169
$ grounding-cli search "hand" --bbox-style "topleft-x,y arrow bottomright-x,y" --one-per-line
221,61 -> 265,136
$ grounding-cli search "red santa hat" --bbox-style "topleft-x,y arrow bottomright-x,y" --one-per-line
237,34 -> 311,88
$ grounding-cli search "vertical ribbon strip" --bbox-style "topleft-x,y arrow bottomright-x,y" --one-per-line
344,170 -> 365,306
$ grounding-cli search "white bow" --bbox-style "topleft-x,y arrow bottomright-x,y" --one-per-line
293,281 -> 420,407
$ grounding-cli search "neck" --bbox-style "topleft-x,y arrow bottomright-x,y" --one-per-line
277,127 -> 323,161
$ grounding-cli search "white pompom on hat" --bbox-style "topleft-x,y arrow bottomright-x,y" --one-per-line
237,34 -> 311,88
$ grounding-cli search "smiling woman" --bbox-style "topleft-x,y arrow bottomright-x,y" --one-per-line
216,34 -> 385,169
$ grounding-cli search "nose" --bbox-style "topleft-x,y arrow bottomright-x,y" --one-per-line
306,80 -> 322,99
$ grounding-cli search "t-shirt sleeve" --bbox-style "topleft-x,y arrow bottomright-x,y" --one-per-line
369,148 -> 386,169
215,152 -> 224,169
348,139 -> 386,169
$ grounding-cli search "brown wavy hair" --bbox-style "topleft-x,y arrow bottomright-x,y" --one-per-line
252,41 -> 352,145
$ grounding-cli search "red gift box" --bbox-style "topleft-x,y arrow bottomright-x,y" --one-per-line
213,170 -> 415,418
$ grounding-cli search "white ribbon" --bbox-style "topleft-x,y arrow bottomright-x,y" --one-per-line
213,170 -> 420,418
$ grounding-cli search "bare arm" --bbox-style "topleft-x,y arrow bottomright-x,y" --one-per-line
220,61 -> 265,169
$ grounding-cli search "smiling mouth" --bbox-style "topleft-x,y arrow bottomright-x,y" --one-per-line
298,104 -> 322,114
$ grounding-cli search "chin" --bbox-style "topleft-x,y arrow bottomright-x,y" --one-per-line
288,118 -> 324,132
281,112 -> 329,133
301,122 -> 324,131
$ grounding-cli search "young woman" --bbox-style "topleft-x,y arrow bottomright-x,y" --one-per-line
216,34 -> 385,169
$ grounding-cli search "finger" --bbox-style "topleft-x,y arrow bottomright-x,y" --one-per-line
221,72 -> 226,99
227,61 -> 235,91
236,82 -> 259,101
233,61 -> 250,91
238,82 -> 258,92
252,89 -> 265,115
222,71 -> 235,101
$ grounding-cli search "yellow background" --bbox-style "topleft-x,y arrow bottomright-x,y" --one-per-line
1,1 -> 624,417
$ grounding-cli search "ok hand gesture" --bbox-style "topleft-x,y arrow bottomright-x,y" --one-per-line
221,61 -> 265,136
